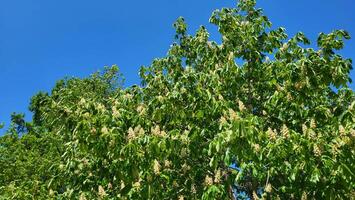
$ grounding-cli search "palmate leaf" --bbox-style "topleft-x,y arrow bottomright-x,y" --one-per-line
1,0 -> 354,199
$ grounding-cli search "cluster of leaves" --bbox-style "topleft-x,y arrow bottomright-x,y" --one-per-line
1,0 -> 354,199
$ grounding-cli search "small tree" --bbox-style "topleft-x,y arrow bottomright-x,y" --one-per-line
1,0 -> 354,199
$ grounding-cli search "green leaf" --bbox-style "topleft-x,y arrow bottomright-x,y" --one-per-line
310,168 -> 320,183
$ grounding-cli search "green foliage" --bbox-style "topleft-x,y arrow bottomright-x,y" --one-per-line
1,0 -> 354,199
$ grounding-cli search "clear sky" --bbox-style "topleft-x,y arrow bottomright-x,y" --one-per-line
0,0 -> 354,133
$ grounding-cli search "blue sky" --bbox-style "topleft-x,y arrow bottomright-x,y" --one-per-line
0,0 -> 354,133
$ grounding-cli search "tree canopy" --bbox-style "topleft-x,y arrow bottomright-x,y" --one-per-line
1,0 -> 354,199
